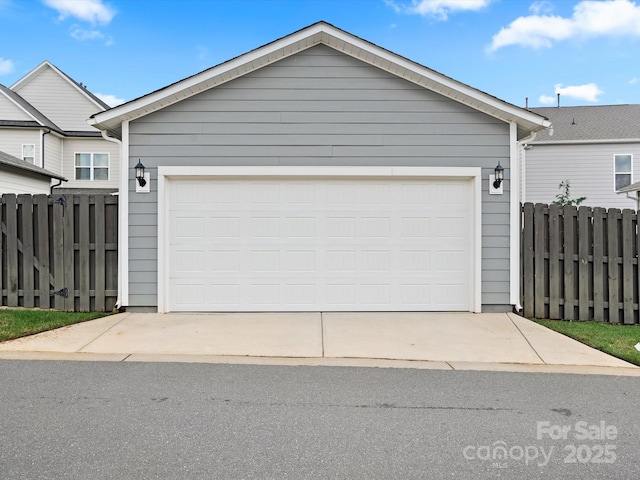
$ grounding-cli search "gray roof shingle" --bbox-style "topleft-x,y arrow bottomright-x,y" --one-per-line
530,105 -> 640,143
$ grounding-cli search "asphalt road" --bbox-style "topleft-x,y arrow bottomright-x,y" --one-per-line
0,360 -> 638,479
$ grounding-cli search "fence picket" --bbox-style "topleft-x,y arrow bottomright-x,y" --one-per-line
5,195 -> 18,306
549,204 -> 561,319
592,207 -> 605,321
577,207 -> 590,320
534,203 -> 547,318
95,195 -> 106,311
19,195 -> 35,307
35,195 -> 50,309
607,209 -> 621,323
63,195 -> 75,312
563,205 -> 576,320
622,209 -> 635,324
78,195 -> 91,311
522,203 -> 535,318
52,196 -> 66,310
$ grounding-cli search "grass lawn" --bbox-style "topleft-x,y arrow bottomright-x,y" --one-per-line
534,319 -> 640,366
0,309 -> 110,342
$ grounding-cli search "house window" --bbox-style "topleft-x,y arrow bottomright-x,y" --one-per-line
614,154 -> 632,190
22,144 -> 35,164
75,153 -> 109,181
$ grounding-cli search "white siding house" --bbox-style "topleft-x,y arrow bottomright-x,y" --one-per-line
0,61 -> 120,193
523,105 -> 640,210
89,22 -> 549,314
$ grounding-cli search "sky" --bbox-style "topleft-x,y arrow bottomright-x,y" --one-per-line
1,0 -> 640,108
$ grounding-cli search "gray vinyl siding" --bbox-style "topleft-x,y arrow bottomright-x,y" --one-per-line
127,44 -> 512,310
525,142 -> 640,210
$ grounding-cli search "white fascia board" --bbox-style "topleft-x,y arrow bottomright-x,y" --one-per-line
532,138 -> 640,145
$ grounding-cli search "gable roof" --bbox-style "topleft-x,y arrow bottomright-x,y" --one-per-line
11,60 -> 110,111
0,150 -> 66,181
530,105 -> 640,144
0,84 -> 62,132
89,21 -> 550,139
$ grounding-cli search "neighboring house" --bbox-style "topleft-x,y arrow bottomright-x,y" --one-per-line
0,149 -> 66,195
0,61 -> 120,193
89,22 -> 549,314
523,104 -> 640,210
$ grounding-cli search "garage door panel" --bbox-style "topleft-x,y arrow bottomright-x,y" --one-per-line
167,177 -> 472,311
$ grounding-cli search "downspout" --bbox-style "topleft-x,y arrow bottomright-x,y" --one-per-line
41,128 -> 50,169
99,129 -> 124,310
512,128 -> 540,313
49,178 -> 66,194
624,192 -> 640,210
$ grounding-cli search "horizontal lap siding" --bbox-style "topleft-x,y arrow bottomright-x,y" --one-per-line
128,44 -> 511,310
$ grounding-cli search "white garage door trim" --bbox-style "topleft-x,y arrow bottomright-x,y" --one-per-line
157,166 -> 481,313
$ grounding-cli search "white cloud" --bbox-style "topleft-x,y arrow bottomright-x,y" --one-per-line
95,93 -> 125,107
43,0 -> 115,25
539,94 -> 556,104
386,0 -> 492,20
630,77 -> 639,84
489,0 -> 640,51
70,26 -> 103,41
555,83 -> 603,102
529,1 -> 555,15
0,57 -> 13,75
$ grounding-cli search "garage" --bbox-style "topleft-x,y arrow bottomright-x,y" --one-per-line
161,170 -> 477,312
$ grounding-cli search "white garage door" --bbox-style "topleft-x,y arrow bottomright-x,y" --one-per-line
166,176 -> 473,312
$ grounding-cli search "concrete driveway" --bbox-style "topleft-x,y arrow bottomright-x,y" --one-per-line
0,312 -> 638,375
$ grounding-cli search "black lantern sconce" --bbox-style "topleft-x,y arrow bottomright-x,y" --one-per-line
135,160 -> 147,187
493,162 -> 504,189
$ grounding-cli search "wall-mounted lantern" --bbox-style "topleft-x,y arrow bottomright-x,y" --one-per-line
489,162 -> 504,195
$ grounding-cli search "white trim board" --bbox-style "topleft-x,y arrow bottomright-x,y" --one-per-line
156,166 -> 482,313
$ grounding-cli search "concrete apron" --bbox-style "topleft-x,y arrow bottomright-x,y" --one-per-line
0,312 -> 638,375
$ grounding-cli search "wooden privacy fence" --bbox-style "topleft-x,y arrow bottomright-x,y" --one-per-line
0,194 -> 118,312
521,202 -> 640,324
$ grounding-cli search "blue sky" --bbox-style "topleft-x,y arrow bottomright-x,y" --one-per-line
1,0 -> 640,108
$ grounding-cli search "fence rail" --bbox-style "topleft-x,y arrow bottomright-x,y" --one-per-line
521,202 -> 639,324
0,193 -> 118,312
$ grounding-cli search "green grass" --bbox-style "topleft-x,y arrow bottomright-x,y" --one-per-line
534,319 -> 640,366
0,309 -> 110,342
